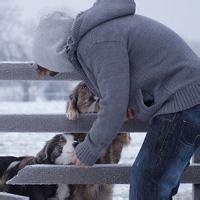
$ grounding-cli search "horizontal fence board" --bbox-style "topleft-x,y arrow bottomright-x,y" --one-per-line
0,62 -> 81,81
0,114 -> 148,133
0,192 -> 29,200
7,164 -> 200,185
7,164 -> 137,185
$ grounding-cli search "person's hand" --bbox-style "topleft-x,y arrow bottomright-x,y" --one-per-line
71,150 -> 89,168
125,108 -> 135,121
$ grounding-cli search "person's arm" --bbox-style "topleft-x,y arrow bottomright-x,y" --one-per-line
75,41 -> 130,166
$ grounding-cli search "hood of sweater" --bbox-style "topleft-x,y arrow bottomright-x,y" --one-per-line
66,0 -> 136,63
66,0 -> 136,94
72,0 -> 136,41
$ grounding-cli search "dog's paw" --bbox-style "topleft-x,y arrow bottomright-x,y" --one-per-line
66,110 -> 79,120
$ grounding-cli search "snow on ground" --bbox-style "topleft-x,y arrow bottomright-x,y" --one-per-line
0,101 -> 192,199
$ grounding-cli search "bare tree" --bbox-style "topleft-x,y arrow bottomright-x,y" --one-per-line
0,0 -> 33,61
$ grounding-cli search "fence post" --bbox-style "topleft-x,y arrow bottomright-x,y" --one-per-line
192,148 -> 200,200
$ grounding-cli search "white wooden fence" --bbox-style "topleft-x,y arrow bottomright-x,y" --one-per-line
0,62 -> 199,200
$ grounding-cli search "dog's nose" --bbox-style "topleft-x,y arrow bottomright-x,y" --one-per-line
72,141 -> 79,148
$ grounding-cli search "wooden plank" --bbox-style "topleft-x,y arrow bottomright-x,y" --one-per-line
0,192 -> 29,200
181,164 -> 200,184
6,164 -> 133,185
7,164 -> 200,185
0,114 -> 148,133
192,148 -> 200,200
0,62 -> 81,81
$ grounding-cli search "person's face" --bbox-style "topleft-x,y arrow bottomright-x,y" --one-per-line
36,65 -> 59,77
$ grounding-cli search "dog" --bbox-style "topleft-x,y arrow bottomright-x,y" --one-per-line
0,133 -> 81,200
0,81 -> 131,200
65,81 -> 131,199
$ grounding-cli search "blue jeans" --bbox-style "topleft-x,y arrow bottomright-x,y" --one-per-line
129,103 -> 200,200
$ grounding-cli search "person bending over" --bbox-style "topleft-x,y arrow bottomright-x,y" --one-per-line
32,1 -> 200,199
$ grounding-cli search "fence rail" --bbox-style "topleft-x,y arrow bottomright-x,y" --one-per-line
7,164 -> 200,185
0,62 -> 81,81
0,62 -> 199,200
0,192 -> 29,200
0,114 -> 148,133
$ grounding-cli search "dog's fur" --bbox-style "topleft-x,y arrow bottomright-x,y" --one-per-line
0,156 -> 57,199
66,81 -> 131,165
0,81 -> 131,200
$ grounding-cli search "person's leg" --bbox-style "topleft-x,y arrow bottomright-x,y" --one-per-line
170,161 -> 190,198
129,104 -> 200,200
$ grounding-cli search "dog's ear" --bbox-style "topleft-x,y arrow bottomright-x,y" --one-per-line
36,142 -> 51,164
36,134 -> 66,164
66,81 -> 86,113
0,156 -> 24,178
66,92 -> 78,112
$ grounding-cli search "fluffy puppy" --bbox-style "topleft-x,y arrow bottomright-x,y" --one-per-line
65,81 -> 131,200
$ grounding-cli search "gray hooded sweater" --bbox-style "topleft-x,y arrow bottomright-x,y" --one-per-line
66,0 -> 200,166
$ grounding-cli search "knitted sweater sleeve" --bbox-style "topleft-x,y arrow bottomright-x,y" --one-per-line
75,41 -> 130,166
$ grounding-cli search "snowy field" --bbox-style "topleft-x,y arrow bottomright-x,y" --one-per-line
0,101 -> 192,199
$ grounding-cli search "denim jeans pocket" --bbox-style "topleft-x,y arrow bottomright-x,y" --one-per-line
148,115 -> 176,169
180,104 -> 200,125
149,119 -> 195,173
154,112 -> 177,122
150,112 -> 177,139
180,120 -> 200,147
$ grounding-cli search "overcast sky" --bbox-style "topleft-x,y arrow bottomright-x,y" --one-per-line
16,0 -> 200,41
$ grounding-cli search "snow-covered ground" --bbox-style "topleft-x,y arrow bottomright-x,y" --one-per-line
0,101 -> 192,199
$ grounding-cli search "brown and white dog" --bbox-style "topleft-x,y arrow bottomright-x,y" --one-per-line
64,81 -> 131,200
0,81 -> 131,200
0,134 -> 81,200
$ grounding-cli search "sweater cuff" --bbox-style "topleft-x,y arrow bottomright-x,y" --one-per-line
75,135 -> 102,166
